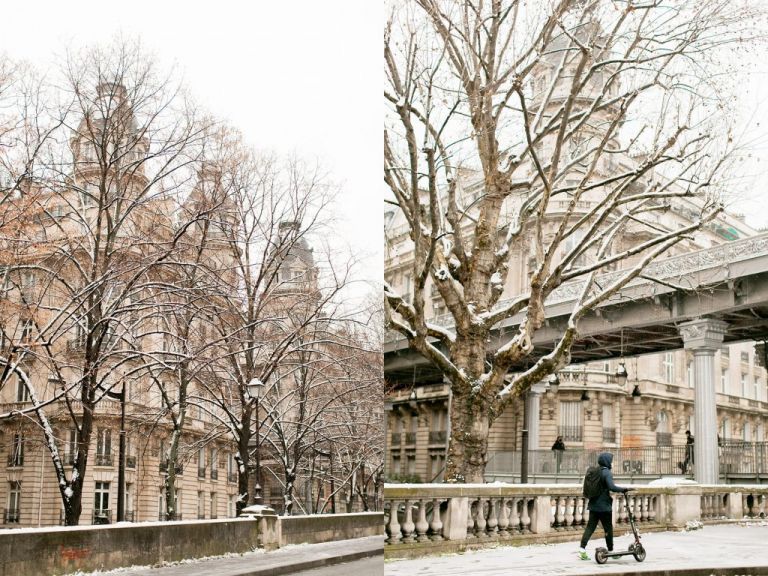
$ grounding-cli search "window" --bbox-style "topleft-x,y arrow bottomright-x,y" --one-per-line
15,376 -> 29,402
9,433 -> 23,467
405,451 -> 416,475
198,448 -> 206,478
602,404 -> 615,443
743,422 -> 752,442
67,428 -> 79,464
403,273 -> 412,303
96,428 -> 112,465
197,491 -> 205,519
391,454 -> 401,476
563,230 -> 587,268
210,492 -> 218,519
428,452 -> 445,482
757,424 -> 765,442
20,319 -> 33,343
662,353 -> 675,383
741,351 -> 750,364
558,401 -> 583,442
656,411 -> 671,446
742,374 -> 749,398
721,368 -> 729,394
721,418 -> 730,440
6,481 -> 21,523
94,482 -> 110,515
20,271 -> 35,299
755,379 -> 762,402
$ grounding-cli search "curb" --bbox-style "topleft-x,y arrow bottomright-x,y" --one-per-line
588,567 -> 768,576
225,546 -> 383,576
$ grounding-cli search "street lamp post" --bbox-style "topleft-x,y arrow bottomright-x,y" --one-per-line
247,378 -> 264,505
117,381 -> 126,522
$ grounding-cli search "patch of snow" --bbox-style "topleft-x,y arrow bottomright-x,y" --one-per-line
648,476 -> 698,486
64,487 -> 74,499
435,266 -> 450,281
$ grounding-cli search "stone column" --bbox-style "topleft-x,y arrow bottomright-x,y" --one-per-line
526,382 -> 547,475
679,318 -> 728,484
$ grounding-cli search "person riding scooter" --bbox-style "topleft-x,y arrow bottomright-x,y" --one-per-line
578,452 -> 631,561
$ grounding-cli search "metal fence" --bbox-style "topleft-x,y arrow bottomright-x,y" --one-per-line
486,442 -> 768,480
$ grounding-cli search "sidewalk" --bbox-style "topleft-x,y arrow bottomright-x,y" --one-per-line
78,535 -> 384,576
384,523 -> 768,575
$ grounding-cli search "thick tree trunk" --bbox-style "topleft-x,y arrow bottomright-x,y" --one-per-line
445,388 -> 491,483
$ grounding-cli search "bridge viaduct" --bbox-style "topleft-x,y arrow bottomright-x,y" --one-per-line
385,232 -> 768,484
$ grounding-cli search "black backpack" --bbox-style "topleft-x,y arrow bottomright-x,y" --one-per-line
583,466 -> 604,498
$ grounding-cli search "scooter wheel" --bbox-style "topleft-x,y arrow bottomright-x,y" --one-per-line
633,544 -> 646,562
595,548 -> 608,564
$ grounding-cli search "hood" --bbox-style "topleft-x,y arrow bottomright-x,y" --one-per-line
597,452 -> 613,469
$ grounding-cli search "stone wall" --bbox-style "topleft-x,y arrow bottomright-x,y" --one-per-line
0,512 -> 385,575
0,518 -> 260,576
279,511 -> 383,546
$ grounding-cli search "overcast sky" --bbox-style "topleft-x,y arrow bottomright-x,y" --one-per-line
0,0 -> 381,289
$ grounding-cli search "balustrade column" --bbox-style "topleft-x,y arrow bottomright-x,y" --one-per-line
680,318 -> 727,484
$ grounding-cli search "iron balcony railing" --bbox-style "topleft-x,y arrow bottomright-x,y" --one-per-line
92,509 -> 111,524
198,467 -> 206,479
485,442 -> 768,479
94,453 -> 113,466
228,472 -> 237,483
126,456 -> 136,469
6,454 -> 23,467
390,433 -> 402,446
405,433 -> 416,445
211,468 -> 218,480
429,431 -> 447,444
557,425 -> 583,443
3,508 -> 20,524
656,432 -> 673,446
602,428 -> 617,443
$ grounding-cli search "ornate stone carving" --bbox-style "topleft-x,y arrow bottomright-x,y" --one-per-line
679,318 -> 729,351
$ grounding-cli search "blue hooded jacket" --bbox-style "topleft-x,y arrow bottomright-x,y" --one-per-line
587,452 -> 626,512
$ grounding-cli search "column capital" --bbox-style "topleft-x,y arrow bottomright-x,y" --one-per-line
679,318 -> 728,351
530,381 -> 548,395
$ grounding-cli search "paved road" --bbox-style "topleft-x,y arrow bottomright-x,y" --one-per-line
290,557 -> 383,575
384,523 -> 768,575
93,536 -> 383,576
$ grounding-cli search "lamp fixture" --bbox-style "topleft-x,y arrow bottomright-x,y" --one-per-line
547,373 -> 560,394
615,328 -> 628,386
631,383 -> 642,403
615,362 -> 628,387
580,388 -> 590,402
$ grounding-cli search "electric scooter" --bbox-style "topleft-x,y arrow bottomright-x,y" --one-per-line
595,489 -> 646,564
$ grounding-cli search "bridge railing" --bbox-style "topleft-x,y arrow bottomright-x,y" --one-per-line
384,483 -> 768,556
485,443 -> 768,481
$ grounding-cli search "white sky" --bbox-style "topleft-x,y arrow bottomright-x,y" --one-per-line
0,0 -> 382,287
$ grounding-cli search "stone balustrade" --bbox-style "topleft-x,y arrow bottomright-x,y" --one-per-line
384,483 -> 768,556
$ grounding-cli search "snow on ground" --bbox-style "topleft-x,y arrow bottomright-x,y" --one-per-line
384,523 -> 768,575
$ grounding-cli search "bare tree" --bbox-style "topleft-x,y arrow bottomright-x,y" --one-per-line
191,151 -> 349,515
259,305 -> 381,515
384,0 -> 758,482
0,39 -> 210,524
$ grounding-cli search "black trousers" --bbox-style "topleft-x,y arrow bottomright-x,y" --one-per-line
580,510 -> 613,551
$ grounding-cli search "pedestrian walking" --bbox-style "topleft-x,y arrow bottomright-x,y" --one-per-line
578,452 -> 631,561
551,436 -> 565,474
682,430 -> 694,474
